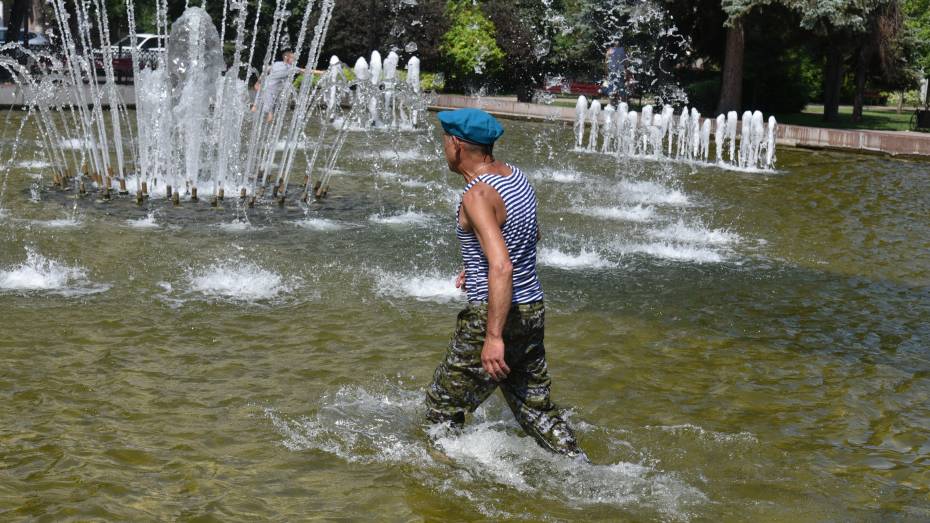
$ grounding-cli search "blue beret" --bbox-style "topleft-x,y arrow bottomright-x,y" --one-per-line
438,108 -> 504,145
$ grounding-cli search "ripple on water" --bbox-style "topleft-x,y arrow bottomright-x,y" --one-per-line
186,261 -> 292,302
0,248 -> 109,296
265,381 -> 706,519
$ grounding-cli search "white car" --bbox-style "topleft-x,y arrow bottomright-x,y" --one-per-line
106,34 -> 167,56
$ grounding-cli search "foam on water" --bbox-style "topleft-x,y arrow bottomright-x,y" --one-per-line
127,212 -> 159,229
187,261 -> 291,302
0,248 -> 109,296
618,180 -> 690,206
369,210 -> 432,226
265,382 -> 706,519
578,204 -> 656,222
538,247 -> 611,269
374,270 -> 463,303
649,219 -> 740,245
292,217 -> 343,231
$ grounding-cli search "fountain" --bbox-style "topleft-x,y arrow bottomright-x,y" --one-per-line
572,96 -> 778,171
0,0 -> 433,208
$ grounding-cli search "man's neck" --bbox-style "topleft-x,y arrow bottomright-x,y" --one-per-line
459,158 -> 496,185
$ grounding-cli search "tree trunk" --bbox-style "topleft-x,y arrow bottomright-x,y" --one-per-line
852,45 -> 869,123
716,18 -> 745,115
823,47 -> 844,122
515,81 -> 535,103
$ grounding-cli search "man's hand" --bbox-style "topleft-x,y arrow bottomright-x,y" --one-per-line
455,270 -> 466,292
481,336 -> 510,381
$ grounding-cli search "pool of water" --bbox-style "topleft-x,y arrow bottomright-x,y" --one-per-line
1,113 -> 929,521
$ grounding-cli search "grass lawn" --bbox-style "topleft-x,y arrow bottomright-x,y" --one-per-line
774,105 -> 920,132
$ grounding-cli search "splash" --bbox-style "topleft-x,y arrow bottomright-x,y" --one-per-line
369,210 -> 433,226
617,179 -> 689,206
0,248 -> 109,296
578,204 -> 656,222
126,212 -> 159,229
532,168 -> 583,184
187,261 -> 292,302
374,270 -> 463,303
649,219 -> 740,245
31,218 -> 82,228
616,242 -> 724,264
264,381 -> 706,519
538,247 -> 611,269
292,217 -> 343,231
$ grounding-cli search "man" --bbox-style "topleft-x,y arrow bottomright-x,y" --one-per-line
255,48 -> 304,122
604,42 -> 627,106
424,108 -> 586,460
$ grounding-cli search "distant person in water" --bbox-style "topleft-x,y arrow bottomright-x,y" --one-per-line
254,49 -> 303,123
424,108 -> 587,460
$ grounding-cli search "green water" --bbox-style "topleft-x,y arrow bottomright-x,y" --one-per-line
1,116 -> 929,521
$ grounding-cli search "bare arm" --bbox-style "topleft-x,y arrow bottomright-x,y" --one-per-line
462,185 -> 512,381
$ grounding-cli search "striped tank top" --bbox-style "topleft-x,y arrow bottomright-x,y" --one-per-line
456,164 -> 544,304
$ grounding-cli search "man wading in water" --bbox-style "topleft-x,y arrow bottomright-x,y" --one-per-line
425,108 -> 586,459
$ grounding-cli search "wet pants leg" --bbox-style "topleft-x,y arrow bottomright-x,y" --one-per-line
425,302 -> 583,457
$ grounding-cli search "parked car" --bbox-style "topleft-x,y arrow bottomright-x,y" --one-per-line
95,33 -> 167,82
0,27 -> 51,47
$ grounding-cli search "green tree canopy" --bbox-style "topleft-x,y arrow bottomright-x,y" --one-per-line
440,1 -> 504,89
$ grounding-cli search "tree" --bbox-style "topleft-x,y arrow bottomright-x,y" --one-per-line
440,1 -> 504,91
904,0 -> 930,75
787,0 -> 888,121
717,0 -> 780,114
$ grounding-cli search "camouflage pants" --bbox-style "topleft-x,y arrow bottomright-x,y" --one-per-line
425,302 -> 584,457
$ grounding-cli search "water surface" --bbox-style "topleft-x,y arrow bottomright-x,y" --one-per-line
1,115 -> 929,521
